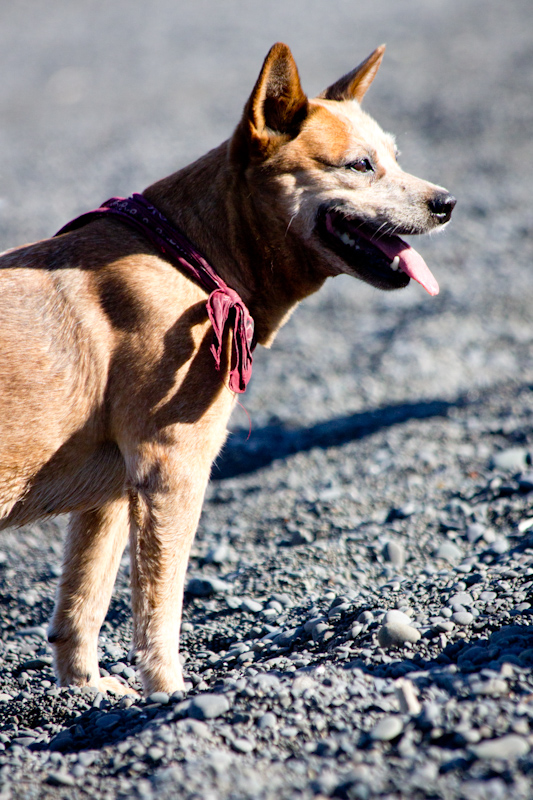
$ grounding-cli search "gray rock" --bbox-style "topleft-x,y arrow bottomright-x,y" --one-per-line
95,713 -> 121,731
384,609 -> 412,626
448,592 -> 474,607
370,715 -> 404,741
378,622 -> 421,648
383,540 -> 405,568
257,712 -> 277,730
232,737 -> 255,753
148,692 -> 170,705
492,448 -> 529,471
471,734 -> 530,760
435,541 -> 463,564
451,610 -> 474,625
46,772 -> 76,787
240,597 -> 263,613
466,523 -> 486,543
395,679 -> 421,715
189,693 -> 230,720
186,576 -> 233,596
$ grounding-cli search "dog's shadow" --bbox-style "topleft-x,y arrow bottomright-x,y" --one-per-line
212,396 -> 460,480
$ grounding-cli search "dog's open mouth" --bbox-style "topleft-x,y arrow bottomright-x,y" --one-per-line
315,207 -> 439,296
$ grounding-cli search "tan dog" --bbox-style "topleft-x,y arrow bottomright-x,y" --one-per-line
0,43 -> 455,696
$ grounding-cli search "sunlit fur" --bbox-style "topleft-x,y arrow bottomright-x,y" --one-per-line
0,43 -> 453,695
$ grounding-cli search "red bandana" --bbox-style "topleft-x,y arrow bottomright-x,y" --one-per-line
56,194 -> 255,393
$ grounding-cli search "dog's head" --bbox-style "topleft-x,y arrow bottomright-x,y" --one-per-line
231,43 -> 455,297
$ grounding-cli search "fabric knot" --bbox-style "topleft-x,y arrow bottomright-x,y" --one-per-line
207,288 -> 254,393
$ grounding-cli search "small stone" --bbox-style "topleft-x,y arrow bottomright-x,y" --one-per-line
370,715 -> 404,741
232,737 -> 254,753
189,693 -> 230,720
95,713 -> 121,731
187,576 -> 233,597
240,597 -> 263,613
435,542 -> 463,564
384,610 -> 412,626
304,616 -> 326,633
452,611 -> 474,626
47,772 -> 76,787
448,592 -> 474,608
205,543 -> 231,564
383,540 -> 405,568
312,622 -> 330,643
378,622 -> 421,648
471,734 -> 530,760
395,679 -> 421,715
257,712 -> 277,730
492,448 -> 529,472
350,624 -> 363,639
148,692 -> 170,705
432,620 -> 455,633
490,538 -> 509,554
466,523 -> 486,543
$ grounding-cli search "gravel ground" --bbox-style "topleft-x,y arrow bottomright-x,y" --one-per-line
1,1 -> 533,798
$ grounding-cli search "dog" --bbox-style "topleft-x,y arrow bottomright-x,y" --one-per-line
0,43 -> 455,696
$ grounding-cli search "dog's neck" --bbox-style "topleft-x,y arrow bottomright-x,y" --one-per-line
143,141 -> 326,347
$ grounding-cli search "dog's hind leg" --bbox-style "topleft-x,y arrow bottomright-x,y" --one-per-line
48,495 -> 135,696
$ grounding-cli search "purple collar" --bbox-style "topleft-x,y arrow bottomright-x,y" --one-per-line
56,193 -> 255,393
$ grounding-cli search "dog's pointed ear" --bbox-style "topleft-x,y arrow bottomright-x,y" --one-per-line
238,43 -> 308,156
320,45 -> 385,103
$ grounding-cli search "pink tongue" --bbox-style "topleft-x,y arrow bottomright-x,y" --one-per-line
374,235 -> 439,296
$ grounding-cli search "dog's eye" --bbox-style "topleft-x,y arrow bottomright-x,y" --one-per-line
346,158 -> 373,173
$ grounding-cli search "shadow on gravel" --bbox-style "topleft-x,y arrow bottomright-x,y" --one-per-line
213,397 -> 458,480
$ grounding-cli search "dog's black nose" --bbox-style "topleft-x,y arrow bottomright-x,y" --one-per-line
428,192 -> 456,223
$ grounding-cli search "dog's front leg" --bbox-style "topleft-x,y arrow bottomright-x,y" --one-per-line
49,495 -> 134,696
127,441 -> 212,695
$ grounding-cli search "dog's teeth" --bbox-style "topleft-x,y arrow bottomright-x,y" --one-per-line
390,255 -> 400,271
339,232 -> 355,247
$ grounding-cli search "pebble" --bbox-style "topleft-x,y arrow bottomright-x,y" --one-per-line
451,611 -> 474,626
95,713 -> 121,731
448,592 -> 474,608
471,734 -> 530,760
257,712 -> 277,730
492,447 -> 530,471
240,597 -> 263,613
383,540 -> 405,568
435,542 -> 463,564
370,715 -> 404,741
232,737 -> 255,753
384,609 -> 412,626
378,622 -> 421,648
395,679 -> 421,715
46,772 -> 76,787
465,523 -> 486,543
186,576 -> 233,597
204,543 -> 232,564
188,693 -> 230,720
148,692 -> 170,705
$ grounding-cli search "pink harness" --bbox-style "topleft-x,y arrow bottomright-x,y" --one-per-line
56,194 -> 255,393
